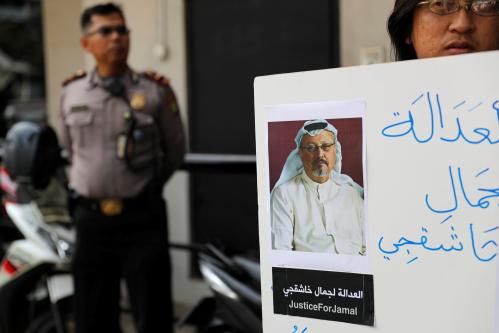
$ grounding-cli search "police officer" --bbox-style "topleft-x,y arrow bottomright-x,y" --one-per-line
58,3 -> 185,333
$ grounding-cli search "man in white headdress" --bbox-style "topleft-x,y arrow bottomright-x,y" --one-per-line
271,119 -> 365,254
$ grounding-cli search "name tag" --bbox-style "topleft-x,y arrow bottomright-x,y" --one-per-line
70,104 -> 89,112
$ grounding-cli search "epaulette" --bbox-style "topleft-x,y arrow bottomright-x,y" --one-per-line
61,69 -> 87,87
141,70 -> 170,87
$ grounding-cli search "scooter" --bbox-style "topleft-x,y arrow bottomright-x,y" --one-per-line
175,153 -> 261,333
0,122 -> 74,333
0,166 -> 74,333
176,242 -> 262,333
0,121 -> 260,332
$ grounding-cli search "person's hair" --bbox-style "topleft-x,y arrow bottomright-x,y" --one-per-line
80,2 -> 125,32
387,0 -> 419,61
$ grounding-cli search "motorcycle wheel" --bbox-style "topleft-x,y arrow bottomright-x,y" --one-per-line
26,308 -> 73,333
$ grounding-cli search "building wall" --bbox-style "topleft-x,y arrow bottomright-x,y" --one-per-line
42,0 -> 396,306
42,0 -> 84,126
340,0 -> 394,66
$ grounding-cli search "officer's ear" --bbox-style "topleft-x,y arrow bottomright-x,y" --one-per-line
80,35 -> 91,52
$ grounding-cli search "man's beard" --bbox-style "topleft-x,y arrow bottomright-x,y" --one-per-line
312,166 -> 329,177
311,159 -> 330,177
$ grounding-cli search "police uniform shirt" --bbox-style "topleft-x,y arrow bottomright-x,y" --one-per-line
59,68 -> 185,199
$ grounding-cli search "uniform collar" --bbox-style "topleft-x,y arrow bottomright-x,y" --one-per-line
85,67 -> 140,90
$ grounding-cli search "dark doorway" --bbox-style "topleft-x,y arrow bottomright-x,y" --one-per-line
186,0 -> 339,258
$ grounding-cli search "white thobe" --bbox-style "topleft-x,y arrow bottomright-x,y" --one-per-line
271,172 -> 365,254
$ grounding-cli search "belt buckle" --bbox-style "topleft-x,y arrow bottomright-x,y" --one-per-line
100,199 -> 123,216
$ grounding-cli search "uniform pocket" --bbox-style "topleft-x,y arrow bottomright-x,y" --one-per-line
132,112 -> 156,151
125,112 -> 157,169
133,111 -> 154,126
66,110 -> 93,126
65,110 -> 94,147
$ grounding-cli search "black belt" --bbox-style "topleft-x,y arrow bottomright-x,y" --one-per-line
76,191 -> 153,216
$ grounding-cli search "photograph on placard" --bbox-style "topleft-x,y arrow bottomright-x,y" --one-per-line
269,117 -> 364,254
265,100 -> 368,273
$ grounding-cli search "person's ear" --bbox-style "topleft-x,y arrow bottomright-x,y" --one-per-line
80,36 -> 90,52
405,36 -> 412,44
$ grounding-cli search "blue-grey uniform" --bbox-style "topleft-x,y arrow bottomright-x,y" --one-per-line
59,68 -> 184,333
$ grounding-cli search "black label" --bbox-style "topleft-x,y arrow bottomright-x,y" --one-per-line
272,267 -> 374,326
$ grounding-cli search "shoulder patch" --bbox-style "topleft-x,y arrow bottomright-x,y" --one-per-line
141,70 -> 170,87
61,69 -> 87,87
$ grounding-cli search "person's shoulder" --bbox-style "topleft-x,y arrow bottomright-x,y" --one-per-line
336,180 -> 364,202
140,70 -> 171,88
274,173 -> 303,192
140,70 -> 179,113
61,69 -> 87,88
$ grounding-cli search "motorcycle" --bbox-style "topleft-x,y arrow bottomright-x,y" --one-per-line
0,122 -> 74,333
0,122 -> 261,333
175,242 -> 262,333
175,153 -> 261,333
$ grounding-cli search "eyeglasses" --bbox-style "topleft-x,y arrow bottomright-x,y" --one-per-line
86,25 -> 130,37
300,143 -> 336,154
417,0 -> 499,16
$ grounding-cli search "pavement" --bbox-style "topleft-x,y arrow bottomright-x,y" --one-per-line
121,303 -> 196,333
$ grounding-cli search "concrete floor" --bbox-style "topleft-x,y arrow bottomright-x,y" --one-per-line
117,280 -> 198,332
62,303 -> 196,333
121,303 -> 196,333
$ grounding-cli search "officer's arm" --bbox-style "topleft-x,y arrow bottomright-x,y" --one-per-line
157,83 -> 185,181
271,187 -> 294,250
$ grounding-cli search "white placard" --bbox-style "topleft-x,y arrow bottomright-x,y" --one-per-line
254,51 -> 499,333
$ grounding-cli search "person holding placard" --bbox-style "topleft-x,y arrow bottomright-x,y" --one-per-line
271,119 -> 365,255
388,0 -> 499,60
